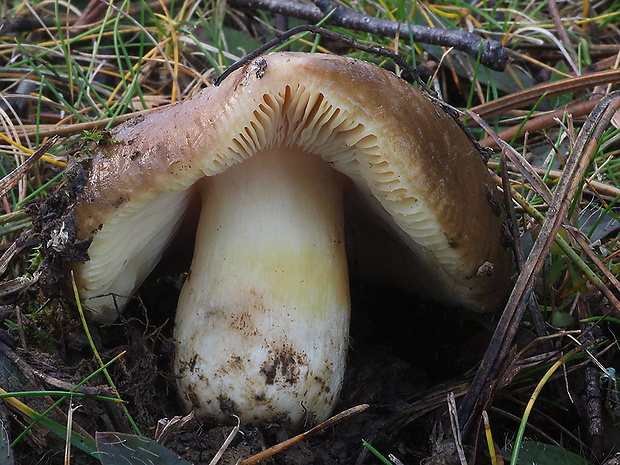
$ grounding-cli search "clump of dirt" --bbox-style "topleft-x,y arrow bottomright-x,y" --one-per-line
27,159 -> 92,297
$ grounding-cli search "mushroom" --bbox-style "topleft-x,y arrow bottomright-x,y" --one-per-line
69,52 -> 512,427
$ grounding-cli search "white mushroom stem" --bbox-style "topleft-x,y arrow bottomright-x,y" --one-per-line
173,148 -> 351,426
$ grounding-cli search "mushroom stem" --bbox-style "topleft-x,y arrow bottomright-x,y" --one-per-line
173,148 -> 351,426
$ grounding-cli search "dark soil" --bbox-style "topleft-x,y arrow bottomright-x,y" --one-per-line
3,273 -> 499,465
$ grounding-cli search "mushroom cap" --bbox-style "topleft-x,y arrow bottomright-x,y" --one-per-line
71,52 -> 512,323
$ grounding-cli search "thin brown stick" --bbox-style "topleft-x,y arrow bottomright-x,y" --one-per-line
18,108 -> 163,139
479,99 -> 600,149
0,136 -> 60,199
487,160 -> 620,199
469,69 -> 620,120
209,417 -> 240,465
239,404 -> 368,465
547,0 -> 576,57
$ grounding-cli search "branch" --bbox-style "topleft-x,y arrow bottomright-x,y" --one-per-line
227,0 -> 508,71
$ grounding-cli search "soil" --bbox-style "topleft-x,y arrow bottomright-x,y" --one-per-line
3,273 -> 498,465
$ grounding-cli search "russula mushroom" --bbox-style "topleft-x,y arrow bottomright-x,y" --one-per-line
68,52 -> 512,426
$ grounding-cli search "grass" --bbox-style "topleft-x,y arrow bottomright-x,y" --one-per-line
0,0 -> 620,463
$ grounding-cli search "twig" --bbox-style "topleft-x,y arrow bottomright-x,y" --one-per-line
499,152 -> 551,350
64,400 -> 78,465
239,404 -> 368,464
458,91 -> 620,435
0,242 -> 20,277
214,25 -> 428,93
487,160 -> 620,199
15,307 -> 27,351
0,273 -> 39,297
479,99 -> 600,149
209,416 -> 239,465
227,0 -> 508,71
389,455 -> 406,465
19,109 -> 161,139
230,0 -> 319,21
154,411 -> 195,444
578,301 -> 604,461
547,0 -> 576,59
447,392 -> 468,465
0,136 -> 60,199
469,69 -> 620,120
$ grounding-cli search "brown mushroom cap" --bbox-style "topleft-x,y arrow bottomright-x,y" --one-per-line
72,52 -> 512,323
